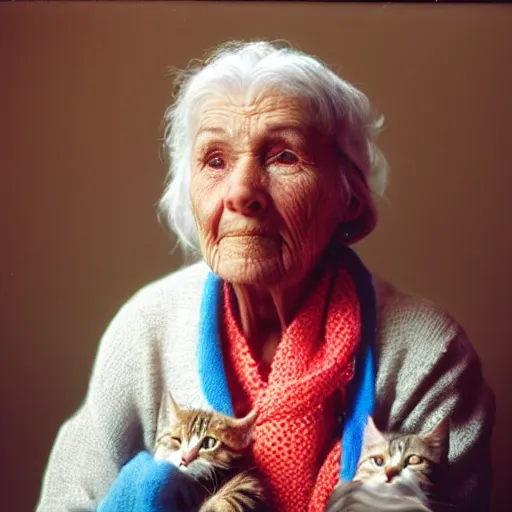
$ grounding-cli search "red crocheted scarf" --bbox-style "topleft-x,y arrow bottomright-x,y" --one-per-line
222,255 -> 361,512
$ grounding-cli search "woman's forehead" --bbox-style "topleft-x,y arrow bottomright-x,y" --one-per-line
193,91 -> 312,143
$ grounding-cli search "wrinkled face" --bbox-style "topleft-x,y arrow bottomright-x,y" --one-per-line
189,90 -> 346,287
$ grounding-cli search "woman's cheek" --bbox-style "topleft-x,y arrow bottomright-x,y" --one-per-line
272,171 -> 322,238
276,170 -> 340,268
191,179 -> 223,249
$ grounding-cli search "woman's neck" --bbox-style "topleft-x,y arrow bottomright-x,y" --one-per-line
230,282 -> 295,368
228,238 -> 339,366
230,262 -> 323,366
231,282 -> 297,338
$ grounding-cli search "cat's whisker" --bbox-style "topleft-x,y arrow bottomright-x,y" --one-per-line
195,476 -> 215,497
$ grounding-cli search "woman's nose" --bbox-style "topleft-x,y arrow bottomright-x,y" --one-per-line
225,159 -> 268,216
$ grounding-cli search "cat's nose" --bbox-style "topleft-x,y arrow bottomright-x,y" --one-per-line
385,466 -> 400,482
180,449 -> 198,467
180,454 -> 194,467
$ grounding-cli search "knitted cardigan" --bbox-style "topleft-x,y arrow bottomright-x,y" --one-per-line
36,260 -> 495,511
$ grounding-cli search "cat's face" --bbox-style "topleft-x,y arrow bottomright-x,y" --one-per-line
154,392 -> 257,480
354,417 -> 449,494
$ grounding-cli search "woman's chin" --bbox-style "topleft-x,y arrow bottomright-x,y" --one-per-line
213,255 -> 287,287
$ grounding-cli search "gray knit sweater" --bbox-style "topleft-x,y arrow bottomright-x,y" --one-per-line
36,261 -> 495,511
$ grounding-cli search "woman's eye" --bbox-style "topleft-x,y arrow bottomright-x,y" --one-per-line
371,455 -> 385,467
407,455 -> 423,465
275,150 -> 298,165
207,156 -> 225,169
201,436 -> 218,450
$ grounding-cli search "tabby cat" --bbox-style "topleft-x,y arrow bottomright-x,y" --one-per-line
153,391 -> 269,512
326,416 -> 450,512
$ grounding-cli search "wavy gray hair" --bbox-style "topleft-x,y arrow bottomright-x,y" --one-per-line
159,40 -> 388,254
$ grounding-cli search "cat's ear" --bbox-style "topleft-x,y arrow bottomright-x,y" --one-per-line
362,416 -> 387,447
231,408 -> 258,430
158,390 -> 181,429
425,417 -> 450,451
228,408 -> 258,448
425,418 -> 450,444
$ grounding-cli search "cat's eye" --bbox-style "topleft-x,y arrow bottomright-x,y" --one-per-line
407,455 -> 423,466
156,433 -> 170,444
200,436 -> 218,450
371,456 -> 385,467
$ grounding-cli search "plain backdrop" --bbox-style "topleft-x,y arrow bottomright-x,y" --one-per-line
1,2 -> 511,510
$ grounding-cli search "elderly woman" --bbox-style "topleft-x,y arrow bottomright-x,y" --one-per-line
37,41 -> 494,512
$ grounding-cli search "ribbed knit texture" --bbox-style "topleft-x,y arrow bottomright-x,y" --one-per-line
223,259 -> 359,512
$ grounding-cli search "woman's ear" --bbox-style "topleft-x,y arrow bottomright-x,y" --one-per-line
341,162 -> 369,221
342,194 -> 364,224
339,173 -> 376,244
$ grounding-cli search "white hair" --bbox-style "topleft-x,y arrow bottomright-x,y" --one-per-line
159,40 -> 388,254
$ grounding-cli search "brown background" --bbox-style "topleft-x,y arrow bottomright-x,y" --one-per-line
1,2 -> 511,510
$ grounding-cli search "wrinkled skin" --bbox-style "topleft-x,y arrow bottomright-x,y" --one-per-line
189,90 -> 357,365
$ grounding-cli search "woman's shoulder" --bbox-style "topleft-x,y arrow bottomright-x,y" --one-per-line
372,275 -> 470,358
122,260 -> 211,319
370,275 -> 490,429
